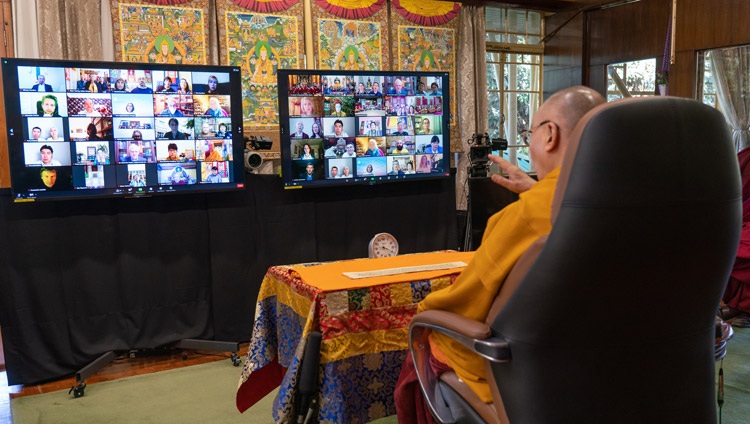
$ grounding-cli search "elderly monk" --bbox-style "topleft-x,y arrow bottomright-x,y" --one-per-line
395,86 -> 605,423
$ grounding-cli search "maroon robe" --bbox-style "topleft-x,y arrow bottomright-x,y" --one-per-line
723,147 -> 750,312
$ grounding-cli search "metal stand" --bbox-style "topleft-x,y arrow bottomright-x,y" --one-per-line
175,339 -> 241,366
69,350 -> 117,398
463,170 -> 520,252
68,339 -> 240,398
463,167 -> 476,252
463,164 -> 491,252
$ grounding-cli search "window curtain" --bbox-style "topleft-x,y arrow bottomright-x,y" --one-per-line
455,4 -> 487,211
710,45 -> 750,151
13,0 -> 113,60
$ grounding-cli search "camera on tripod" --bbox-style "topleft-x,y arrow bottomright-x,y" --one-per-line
244,135 -> 273,172
468,133 -> 508,178
244,135 -> 273,151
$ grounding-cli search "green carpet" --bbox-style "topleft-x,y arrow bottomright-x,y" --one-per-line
9,329 -> 750,423
718,326 -> 750,424
10,360 -> 277,424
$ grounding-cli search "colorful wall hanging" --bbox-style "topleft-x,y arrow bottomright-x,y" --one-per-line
317,19 -> 382,70
391,2 -> 459,151
219,0 -> 304,129
312,0 -> 390,71
112,1 -> 209,64
231,0 -> 300,13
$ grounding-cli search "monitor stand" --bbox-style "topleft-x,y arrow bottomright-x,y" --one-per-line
68,339 -> 241,398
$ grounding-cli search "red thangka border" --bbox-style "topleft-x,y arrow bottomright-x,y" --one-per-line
231,0 -> 301,13
392,0 -> 460,26
314,0 -> 386,19
141,0 -> 193,4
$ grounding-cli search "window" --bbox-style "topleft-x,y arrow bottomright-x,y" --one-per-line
606,58 -> 657,101
486,7 -> 543,173
697,44 -> 750,151
697,51 -> 718,110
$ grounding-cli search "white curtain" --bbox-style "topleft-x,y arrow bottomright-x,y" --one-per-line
710,45 -> 750,151
456,5 -> 487,211
12,0 -> 40,58
12,0 -> 114,60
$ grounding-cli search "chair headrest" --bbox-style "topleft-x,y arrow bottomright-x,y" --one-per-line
552,97 -> 739,224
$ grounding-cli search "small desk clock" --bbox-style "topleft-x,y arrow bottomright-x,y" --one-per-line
368,233 -> 399,258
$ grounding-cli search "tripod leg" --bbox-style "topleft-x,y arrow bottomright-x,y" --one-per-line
463,166 -> 473,251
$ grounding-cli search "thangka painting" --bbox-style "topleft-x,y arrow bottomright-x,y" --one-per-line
397,25 -> 458,150
317,19 -> 382,71
311,2 -> 390,71
223,11 -> 301,128
112,1 -> 208,64
396,26 -> 455,74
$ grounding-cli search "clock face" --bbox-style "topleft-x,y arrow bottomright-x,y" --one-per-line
369,233 -> 399,258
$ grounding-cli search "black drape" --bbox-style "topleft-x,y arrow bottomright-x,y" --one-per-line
0,173 -> 456,385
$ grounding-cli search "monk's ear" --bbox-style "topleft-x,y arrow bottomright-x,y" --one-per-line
543,121 -> 560,152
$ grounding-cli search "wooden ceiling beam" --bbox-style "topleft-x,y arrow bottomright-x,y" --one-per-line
451,0 -> 628,13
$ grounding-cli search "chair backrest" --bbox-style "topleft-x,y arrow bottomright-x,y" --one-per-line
487,97 -> 741,423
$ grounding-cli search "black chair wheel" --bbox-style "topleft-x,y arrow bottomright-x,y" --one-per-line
231,352 -> 241,367
69,382 -> 86,398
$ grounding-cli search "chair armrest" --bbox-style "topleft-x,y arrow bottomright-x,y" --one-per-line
412,310 -> 492,339
408,311 -> 510,423
410,310 -> 510,363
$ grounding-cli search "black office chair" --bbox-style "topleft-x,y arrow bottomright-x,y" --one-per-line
295,331 -> 322,424
409,97 -> 742,423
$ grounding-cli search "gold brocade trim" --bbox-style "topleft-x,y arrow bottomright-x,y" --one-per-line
389,282 -> 413,306
257,273 -> 316,322
256,274 -> 280,302
428,275 -> 453,292
320,327 -> 409,363
275,278 -> 316,320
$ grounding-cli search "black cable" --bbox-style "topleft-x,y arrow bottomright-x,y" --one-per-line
718,361 -> 724,424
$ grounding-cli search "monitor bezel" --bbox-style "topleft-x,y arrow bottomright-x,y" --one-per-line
277,69 -> 451,190
2,57 -> 246,202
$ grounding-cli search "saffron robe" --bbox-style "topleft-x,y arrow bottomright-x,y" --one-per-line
417,168 -> 559,402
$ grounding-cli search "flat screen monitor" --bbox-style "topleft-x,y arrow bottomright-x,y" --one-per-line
1,58 -> 246,202
277,70 -> 450,189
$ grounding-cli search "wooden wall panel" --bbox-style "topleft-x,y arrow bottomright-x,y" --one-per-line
677,0 -> 750,52
544,10 -> 584,69
670,0 -> 750,99
0,0 -> 13,188
587,0 -> 670,67
668,49 -> 697,99
543,10 -> 584,98
544,68 -> 582,99
544,0 -> 749,100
